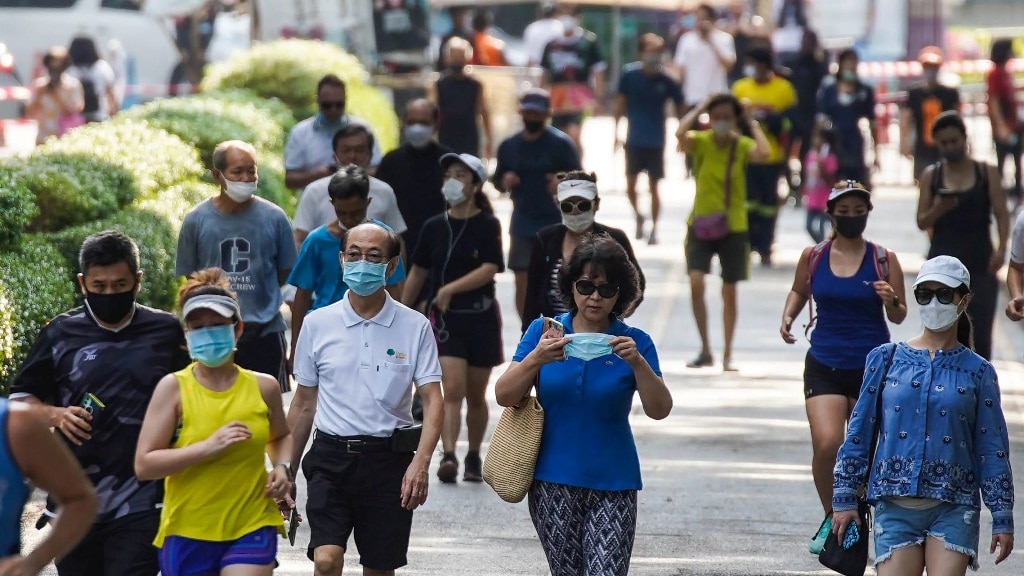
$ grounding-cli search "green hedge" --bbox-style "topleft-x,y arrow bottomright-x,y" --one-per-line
200,39 -> 399,152
3,153 -> 136,232
0,165 -> 37,250
0,236 -> 77,393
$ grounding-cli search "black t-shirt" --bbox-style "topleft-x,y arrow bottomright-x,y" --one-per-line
412,211 -> 505,311
375,141 -> 453,255
905,84 -> 960,152
435,73 -> 482,155
11,305 -> 189,523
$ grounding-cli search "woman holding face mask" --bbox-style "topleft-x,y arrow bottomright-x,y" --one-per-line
496,234 -> 672,576
832,255 -> 1014,576
522,171 -> 645,333
135,268 -> 294,576
917,111 -> 1010,360
402,153 -> 504,484
779,180 -> 907,554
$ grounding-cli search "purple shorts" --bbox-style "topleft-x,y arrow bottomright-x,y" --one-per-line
159,526 -> 278,576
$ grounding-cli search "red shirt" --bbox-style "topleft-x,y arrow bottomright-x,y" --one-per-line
987,66 -> 1018,132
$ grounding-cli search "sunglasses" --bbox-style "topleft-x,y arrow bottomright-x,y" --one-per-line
319,101 -> 345,110
832,179 -> 867,193
914,286 -> 957,306
574,280 -> 619,298
559,199 -> 593,214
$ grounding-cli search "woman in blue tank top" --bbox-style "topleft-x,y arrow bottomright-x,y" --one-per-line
0,398 -> 97,574
779,181 -> 908,554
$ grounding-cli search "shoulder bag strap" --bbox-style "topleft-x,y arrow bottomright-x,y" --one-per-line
723,138 -> 738,210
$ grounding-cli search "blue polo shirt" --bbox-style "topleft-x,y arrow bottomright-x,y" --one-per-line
287,225 -> 406,310
616,62 -> 682,149
513,313 -> 662,491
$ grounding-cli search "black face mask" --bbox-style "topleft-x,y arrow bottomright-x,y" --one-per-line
833,214 -> 868,239
942,147 -> 967,162
86,287 -> 137,325
522,119 -> 546,134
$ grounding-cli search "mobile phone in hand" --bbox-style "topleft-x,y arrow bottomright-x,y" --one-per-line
542,316 -> 565,338
287,508 -> 300,545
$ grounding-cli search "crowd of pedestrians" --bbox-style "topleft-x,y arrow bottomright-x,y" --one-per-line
6,3 -> 1024,576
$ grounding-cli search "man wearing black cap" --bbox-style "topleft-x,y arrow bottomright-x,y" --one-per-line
493,88 -> 582,322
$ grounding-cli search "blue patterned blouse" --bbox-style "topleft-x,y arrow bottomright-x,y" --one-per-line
833,342 -> 1014,534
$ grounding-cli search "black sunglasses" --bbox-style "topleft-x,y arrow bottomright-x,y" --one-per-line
559,199 -> 593,214
574,280 -> 619,298
319,101 -> 345,110
914,286 -> 957,306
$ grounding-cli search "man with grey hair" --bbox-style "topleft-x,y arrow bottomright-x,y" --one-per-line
176,139 -> 297,391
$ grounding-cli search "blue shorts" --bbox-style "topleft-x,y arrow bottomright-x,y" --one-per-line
159,526 -> 278,576
873,499 -> 980,570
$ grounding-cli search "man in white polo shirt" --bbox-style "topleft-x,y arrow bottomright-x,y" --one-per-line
287,222 -> 443,576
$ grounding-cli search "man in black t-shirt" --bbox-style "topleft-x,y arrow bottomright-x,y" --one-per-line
11,230 -> 189,576
900,46 -> 961,181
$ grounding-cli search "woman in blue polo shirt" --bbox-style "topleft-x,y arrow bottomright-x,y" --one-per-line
495,234 -> 672,576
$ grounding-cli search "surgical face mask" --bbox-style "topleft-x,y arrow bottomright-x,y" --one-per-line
559,16 -> 577,31
221,175 -> 258,203
711,120 -> 734,137
743,64 -> 757,78
403,124 -> 433,148
840,70 -> 858,83
833,213 -> 868,238
85,287 -> 136,325
523,118 -> 546,134
941,147 -> 967,162
442,178 -> 467,205
343,259 -> 389,296
564,333 -> 614,361
186,324 -> 236,368
562,210 -> 595,233
919,298 -> 962,332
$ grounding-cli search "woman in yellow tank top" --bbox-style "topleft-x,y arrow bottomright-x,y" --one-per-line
135,268 -> 294,576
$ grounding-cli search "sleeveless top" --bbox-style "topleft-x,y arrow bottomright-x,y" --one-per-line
435,73 -> 482,155
154,364 -> 283,547
0,399 -> 29,556
809,243 -> 890,369
928,161 -> 992,275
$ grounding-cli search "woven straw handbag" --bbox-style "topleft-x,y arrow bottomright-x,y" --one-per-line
482,394 -> 544,503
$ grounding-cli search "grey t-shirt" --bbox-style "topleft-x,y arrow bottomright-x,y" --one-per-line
175,197 -> 297,331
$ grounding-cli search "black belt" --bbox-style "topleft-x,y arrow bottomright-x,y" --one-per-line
314,430 -> 391,454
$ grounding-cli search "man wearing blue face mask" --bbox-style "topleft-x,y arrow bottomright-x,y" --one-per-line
176,140 -> 297,393
287,222 -> 444,576
284,74 -> 382,190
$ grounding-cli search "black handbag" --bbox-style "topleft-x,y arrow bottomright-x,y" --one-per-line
818,343 -> 896,576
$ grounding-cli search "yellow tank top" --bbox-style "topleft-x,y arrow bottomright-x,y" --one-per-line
154,363 -> 284,547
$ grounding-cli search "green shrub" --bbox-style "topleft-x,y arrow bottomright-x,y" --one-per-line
118,96 -> 286,166
38,120 -> 205,200
3,153 -> 136,232
0,236 -> 77,393
200,39 -> 399,152
0,165 -> 37,250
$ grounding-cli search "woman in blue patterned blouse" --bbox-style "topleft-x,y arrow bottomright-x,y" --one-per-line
832,255 -> 1014,575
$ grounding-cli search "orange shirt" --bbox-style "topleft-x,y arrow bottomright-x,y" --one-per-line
472,32 -> 506,66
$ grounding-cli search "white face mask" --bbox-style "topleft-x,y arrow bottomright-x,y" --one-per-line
222,177 -> 258,203
920,298 -> 961,332
562,210 -> 595,233
743,64 -> 757,78
442,178 -> 467,205
711,120 -> 734,137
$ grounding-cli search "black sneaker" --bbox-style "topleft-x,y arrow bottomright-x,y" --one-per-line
463,452 -> 483,482
437,453 -> 458,483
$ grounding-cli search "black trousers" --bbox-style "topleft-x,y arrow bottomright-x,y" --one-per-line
56,509 -> 160,576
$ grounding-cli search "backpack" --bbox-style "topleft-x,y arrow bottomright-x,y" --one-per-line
804,239 -> 890,335
77,67 -> 100,116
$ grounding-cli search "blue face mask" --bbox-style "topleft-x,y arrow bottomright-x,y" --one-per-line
343,259 -> 389,296
564,333 -> 614,361
186,324 -> 236,368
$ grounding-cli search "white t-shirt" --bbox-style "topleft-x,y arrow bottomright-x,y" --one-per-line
293,175 -> 408,236
293,293 -> 442,437
674,29 -> 736,105
524,17 -> 564,66
69,61 -> 116,120
1009,210 -> 1024,265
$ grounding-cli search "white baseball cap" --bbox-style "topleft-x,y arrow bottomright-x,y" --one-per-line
556,179 -> 598,201
914,255 -> 971,289
181,294 -> 241,321
439,153 -> 487,183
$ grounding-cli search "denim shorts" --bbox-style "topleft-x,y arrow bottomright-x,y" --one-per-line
874,499 -> 980,570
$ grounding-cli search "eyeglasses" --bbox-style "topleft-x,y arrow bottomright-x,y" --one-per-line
342,249 -> 387,264
574,280 -> 619,298
914,286 -> 957,306
559,200 -> 593,214
319,101 -> 345,110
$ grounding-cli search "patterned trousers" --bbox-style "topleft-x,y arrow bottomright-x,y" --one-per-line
528,480 -> 638,576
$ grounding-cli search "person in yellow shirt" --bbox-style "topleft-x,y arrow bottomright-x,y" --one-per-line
135,268 -> 294,576
676,93 -> 770,371
732,46 -> 797,266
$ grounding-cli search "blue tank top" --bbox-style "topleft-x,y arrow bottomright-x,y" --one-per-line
809,243 -> 890,369
0,399 -> 29,555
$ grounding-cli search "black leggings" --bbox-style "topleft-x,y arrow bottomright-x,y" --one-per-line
966,270 -> 998,360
